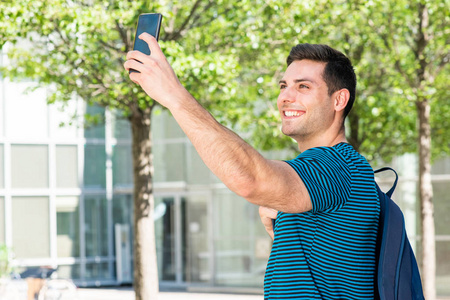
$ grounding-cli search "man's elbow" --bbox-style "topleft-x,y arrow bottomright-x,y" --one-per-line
228,175 -> 261,201
233,181 -> 258,200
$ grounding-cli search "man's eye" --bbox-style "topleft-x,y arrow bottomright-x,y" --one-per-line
299,84 -> 309,89
280,85 -> 287,89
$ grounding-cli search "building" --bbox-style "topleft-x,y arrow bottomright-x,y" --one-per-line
0,53 -> 449,295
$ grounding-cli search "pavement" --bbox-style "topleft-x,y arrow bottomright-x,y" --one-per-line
2,282 -> 450,299
76,287 -> 450,300
2,280 -> 449,300
0,281 -> 263,300
77,287 -> 263,300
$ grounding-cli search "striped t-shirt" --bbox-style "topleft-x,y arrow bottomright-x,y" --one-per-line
264,142 -> 379,299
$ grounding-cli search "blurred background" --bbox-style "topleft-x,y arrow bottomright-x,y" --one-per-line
0,0 -> 448,299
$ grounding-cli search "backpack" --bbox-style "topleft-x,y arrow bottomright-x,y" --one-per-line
374,167 -> 425,300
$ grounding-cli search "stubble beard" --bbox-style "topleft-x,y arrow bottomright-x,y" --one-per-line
281,120 -> 313,142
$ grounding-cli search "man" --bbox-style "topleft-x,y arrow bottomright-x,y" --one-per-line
124,34 -> 379,299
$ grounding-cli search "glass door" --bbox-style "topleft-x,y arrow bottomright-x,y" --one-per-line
182,194 -> 210,283
155,197 -> 177,281
154,193 -> 211,285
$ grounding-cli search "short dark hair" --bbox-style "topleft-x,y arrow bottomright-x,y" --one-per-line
287,44 -> 356,118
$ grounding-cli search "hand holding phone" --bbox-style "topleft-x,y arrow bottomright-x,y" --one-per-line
129,13 -> 162,73
125,14 -> 187,110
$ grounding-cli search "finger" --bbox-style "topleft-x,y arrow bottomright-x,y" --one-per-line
139,32 -> 164,58
260,206 -> 278,219
126,50 -> 150,64
128,73 -> 141,85
262,218 -> 275,240
124,59 -> 145,74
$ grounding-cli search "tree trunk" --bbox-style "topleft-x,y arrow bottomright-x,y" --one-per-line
131,110 -> 159,300
416,98 -> 435,300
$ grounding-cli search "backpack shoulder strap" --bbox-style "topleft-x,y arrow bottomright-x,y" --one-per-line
374,167 -> 398,198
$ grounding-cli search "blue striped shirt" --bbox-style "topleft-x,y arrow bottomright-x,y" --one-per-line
264,142 -> 379,299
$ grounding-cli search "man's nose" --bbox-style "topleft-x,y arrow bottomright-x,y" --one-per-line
278,87 -> 296,103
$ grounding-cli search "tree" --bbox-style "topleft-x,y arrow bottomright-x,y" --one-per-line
364,1 -> 449,298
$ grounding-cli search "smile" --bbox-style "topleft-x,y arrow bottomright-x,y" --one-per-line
284,110 -> 304,117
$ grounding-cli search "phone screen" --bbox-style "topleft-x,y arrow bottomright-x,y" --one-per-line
130,13 -> 162,73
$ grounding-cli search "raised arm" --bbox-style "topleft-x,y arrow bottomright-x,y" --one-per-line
124,33 -> 311,213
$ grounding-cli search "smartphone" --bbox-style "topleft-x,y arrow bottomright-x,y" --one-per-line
129,13 -> 163,73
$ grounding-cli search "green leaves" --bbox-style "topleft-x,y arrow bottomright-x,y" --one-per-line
0,244 -> 12,278
0,0 -> 447,162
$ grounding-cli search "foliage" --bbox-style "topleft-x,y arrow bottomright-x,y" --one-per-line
360,0 -> 450,162
0,245 -> 12,278
0,0 -> 245,117
2,0 -> 447,163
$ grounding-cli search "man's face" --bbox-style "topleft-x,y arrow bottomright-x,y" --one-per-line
277,59 -> 335,142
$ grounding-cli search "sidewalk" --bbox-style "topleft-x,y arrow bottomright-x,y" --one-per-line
76,287 -> 450,300
77,287 -> 263,300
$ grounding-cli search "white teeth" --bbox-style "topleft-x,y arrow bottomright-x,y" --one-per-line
285,111 -> 301,117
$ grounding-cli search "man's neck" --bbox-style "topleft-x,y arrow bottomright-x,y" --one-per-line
296,130 -> 347,153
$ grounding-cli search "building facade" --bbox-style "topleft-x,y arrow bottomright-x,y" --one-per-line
0,54 -> 449,295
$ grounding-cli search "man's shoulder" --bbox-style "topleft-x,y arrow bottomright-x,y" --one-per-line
286,142 -> 372,176
290,142 -> 354,162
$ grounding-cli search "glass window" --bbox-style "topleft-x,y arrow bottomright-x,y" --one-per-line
0,144 -> 4,189
56,145 -> 78,188
84,105 -> 105,139
392,180 -> 418,238
0,81 -> 3,137
85,262 -> 111,280
214,239 -> 262,287
153,142 -> 186,183
155,197 -> 176,282
152,110 -> 186,141
434,181 -> 450,236
432,157 -> 450,174
112,145 -> 133,188
0,197 -> 4,244
84,195 -> 108,257
56,264 -> 81,280
11,145 -> 48,189
112,112 -> 131,140
212,191 -> 268,287
151,111 -> 164,142
56,196 -> 80,258
50,99 -> 80,139
436,241 -> 450,296
154,195 -> 212,283
186,144 -> 213,185
112,194 -> 133,228
84,145 -> 106,189
5,82 -> 48,139
213,191 -> 257,238
112,194 -> 134,275
182,195 -> 210,283
12,197 -> 50,258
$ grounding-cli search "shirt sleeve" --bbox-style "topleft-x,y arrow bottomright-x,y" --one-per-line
285,147 -> 352,214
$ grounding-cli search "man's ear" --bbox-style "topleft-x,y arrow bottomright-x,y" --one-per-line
334,89 -> 350,113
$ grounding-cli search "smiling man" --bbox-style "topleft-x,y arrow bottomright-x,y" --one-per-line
125,37 -> 379,299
